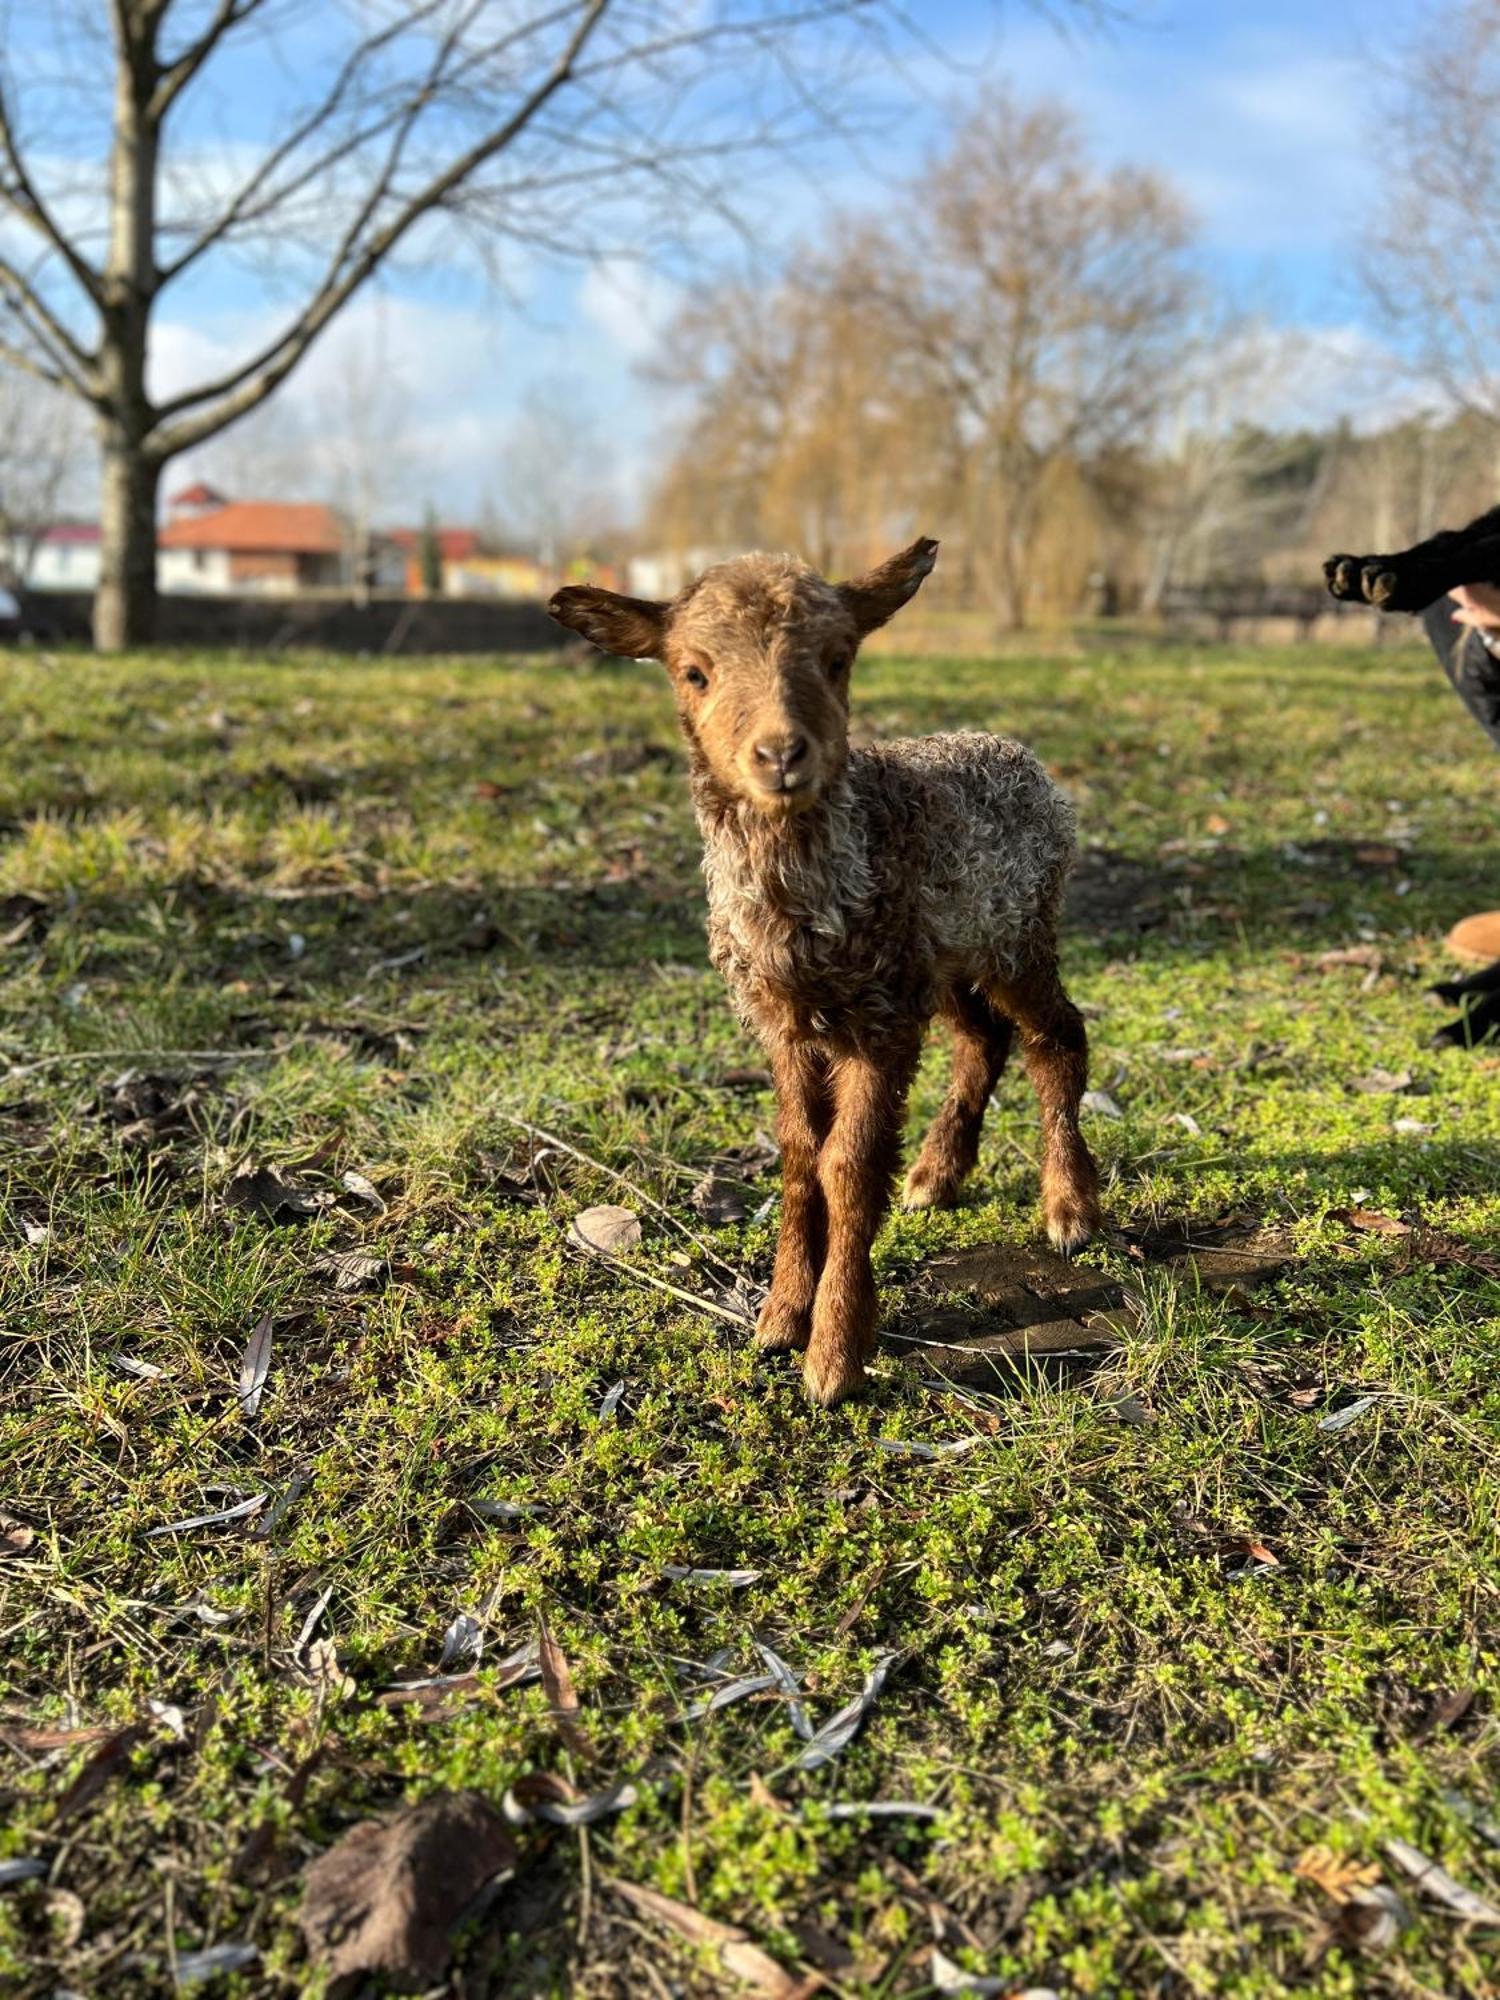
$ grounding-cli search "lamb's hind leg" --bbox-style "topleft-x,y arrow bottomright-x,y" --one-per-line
990,957 -> 1101,1254
902,986 -> 1014,1210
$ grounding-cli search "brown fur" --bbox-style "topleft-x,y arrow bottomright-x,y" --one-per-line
550,540 -> 1101,1406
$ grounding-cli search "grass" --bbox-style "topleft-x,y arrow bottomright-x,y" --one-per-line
1,632 -> 1498,1999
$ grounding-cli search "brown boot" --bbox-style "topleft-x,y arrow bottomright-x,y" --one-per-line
1444,911 -> 1500,964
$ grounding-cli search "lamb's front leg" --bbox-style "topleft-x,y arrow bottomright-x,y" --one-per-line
755,1042 -> 831,1356
803,1039 -> 920,1408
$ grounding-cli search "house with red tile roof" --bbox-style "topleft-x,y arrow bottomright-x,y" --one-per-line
157,498 -> 365,593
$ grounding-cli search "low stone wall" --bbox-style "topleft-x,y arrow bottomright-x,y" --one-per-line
18,590 -> 568,655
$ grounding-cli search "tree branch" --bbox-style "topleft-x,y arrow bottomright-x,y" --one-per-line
150,0 -> 276,123
0,252 -> 96,386
0,81 -> 105,306
150,0 -> 613,457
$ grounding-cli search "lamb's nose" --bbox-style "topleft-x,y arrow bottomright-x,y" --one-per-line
754,733 -> 809,777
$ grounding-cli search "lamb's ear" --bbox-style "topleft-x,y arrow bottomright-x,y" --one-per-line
547,585 -> 668,660
838,537 -> 939,636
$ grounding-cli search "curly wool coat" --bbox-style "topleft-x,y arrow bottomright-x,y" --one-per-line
694,730 -> 1077,1054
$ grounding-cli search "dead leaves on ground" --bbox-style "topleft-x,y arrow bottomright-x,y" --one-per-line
609,1878 -> 822,1999
297,1791 -> 516,1986
567,1204 -> 642,1258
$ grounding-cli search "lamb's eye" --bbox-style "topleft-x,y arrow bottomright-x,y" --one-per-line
828,650 -> 853,676
683,664 -> 709,691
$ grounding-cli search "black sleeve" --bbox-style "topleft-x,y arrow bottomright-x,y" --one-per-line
1421,598 -> 1500,751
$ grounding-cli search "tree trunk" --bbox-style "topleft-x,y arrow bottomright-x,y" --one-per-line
94,434 -> 160,651
94,10 -> 161,652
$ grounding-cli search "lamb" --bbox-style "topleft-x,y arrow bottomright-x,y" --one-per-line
548,538 -> 1102,1407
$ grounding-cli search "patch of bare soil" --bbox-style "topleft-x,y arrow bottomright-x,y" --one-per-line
895,1219 -> 1291,1385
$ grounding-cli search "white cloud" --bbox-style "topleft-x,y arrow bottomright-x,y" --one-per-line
579,258 -> 682,362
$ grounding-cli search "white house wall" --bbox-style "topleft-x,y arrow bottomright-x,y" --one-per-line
158,548 -> 234,593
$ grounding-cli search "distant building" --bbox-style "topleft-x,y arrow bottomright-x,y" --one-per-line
10,521 -> 102,592
157,496 -> 405,594
388,526 -> 482,595
387,528 -> 566,600
627,548 -> 727,598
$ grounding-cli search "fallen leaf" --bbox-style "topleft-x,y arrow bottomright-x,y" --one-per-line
1349,1067 -> 1413,1094
310,1249 -> 387,1292
470,1498 -> 544,1522
568,1205 -> 642,1257
503,1771 -> 640,1827
1319,1396 -> 1379,1434
538,1620 -> 594,1759
111,1352 -> 163,1380
1168,1110 -> 1203,1137
795,1653 -> 898,1773
690,1172 -> 751,1225
226,1164 -> 325,1224
1081,1089 -> 1122,1119
1335,1207 -> 1412,1236
931,1947 -> 1042,1996
1296,1843 -> 1382,1903
237,1311 -> 272,1419
340,1169 -> 387,1212
54,1723 -> 147,1822
684,1674 -> 777,1722
597,1379 -> 625,1422
176,1942 -> 261,1985
301,1638 -> 356,1700
2,1724 -> 114,1750
609,1878 -> 820,1999
754,1641 -> 814,1740
0,1512 -> 35,1556
1236,1539 -> 1279,1568
1098,1391 -> 1153,1427
1336,1883 -> 1409,1952
438,1613 -> 482,1672
297,1792 -> 516,1986
145,1493 -> 267,1538
662,1565 -> 761,1588
1383,1836 -> 1500,1922
0,1858 -> 47,1883
1317,944 -> 1384,972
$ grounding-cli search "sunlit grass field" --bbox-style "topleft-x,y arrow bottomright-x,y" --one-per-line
2,633 -> 1498,1997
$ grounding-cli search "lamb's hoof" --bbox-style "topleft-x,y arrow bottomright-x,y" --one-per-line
755,1294 -> 811,1354
1324,554 -> 1361,600
901,1161 -> 961,1210
1046,1196 -> 1101,1257
801,1346 -> 866,1408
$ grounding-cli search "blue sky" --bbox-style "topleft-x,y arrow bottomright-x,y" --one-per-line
6,0 -> 1440,522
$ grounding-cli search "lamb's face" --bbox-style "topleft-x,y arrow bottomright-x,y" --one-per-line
661,557 -> 854,816
548,538 -> 939,818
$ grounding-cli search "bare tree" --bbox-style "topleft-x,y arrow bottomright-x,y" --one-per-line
502,379 -> 615,569
871,93 -> 1196,628
646,90 -> 1195,627
0,0 -> 1050,651
1363,0 -> 1500,451
0,369 -> 88,587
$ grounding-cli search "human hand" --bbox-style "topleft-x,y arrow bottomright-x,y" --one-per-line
1448,582 -> 1500,631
